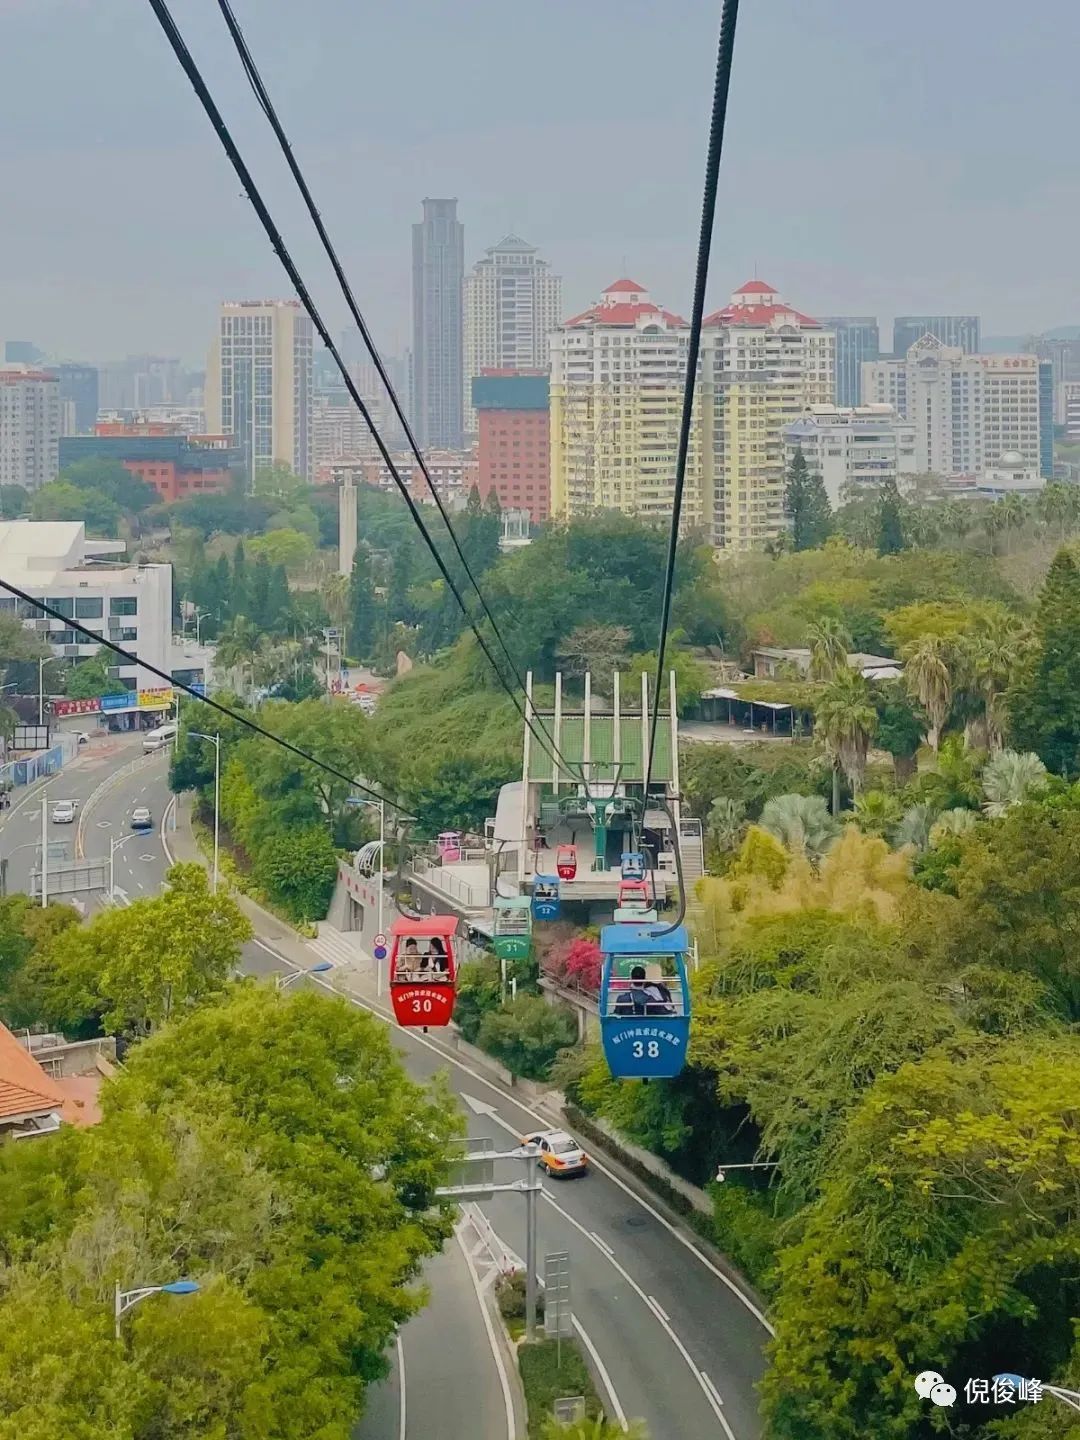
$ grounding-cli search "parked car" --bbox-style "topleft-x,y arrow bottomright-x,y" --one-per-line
130,806 -> 153,831
520,1129 -> 589,1178
51,799 -> 77,824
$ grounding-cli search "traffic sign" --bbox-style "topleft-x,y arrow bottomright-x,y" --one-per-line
373,932 -> 387,949
374,945 -> 387,961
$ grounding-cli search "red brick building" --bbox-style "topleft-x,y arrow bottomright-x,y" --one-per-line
59,422 -> 238,504
473,369 -> 550,522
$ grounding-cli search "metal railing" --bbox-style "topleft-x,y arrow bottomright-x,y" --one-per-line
411,858 -> 489,909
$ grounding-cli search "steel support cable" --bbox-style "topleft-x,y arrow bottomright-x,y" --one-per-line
213,0 -> 543,725
0,581 -> 405,813
644,0 -> 742,798
144,0 -> 585,790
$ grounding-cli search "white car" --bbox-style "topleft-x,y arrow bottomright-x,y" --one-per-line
520,1129 -> 589,1178
51,800 -> 77,824
130,806 -> 153,831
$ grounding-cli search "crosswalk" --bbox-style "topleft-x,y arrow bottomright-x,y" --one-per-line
306,923 -> 370,973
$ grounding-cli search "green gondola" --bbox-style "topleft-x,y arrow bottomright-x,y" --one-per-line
493,895 -> 533,961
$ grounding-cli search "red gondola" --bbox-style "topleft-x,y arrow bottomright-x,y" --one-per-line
389,915 -> 458,1029
556,844 -> 578,881
617,877 -> 650,910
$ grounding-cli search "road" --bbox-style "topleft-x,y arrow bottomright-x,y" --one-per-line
98,759 -> 771,1440
0,734 -> 151,901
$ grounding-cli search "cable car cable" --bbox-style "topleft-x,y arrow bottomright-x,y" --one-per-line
212,0 -> 543,725
144,0 -> 586,792
643,0 -> 742,797
0,580 -> 407,815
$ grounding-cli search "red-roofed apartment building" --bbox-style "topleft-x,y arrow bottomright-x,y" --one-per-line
549,277 -> 834,550
0,1021 -> 109,1139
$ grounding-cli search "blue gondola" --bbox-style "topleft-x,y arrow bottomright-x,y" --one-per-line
599,922 -> 691,1080
532,874 -> 561,922
621,851 -> 646,881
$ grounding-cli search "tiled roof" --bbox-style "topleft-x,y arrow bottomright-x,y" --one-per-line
565,302 -> 688,329
705,302 -> 821,329
734,278 -> 777,295
0,1021 -> 65,1123
603,278 -> 648,294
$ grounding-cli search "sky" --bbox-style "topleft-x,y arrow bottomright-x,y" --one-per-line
1,0 -> 1077,365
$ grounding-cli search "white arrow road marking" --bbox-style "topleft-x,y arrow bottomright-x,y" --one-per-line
461,1092 -> 505,1120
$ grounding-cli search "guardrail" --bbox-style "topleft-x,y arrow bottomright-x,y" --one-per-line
411,859 -> 490,909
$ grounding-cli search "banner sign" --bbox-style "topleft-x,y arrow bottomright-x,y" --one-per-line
101,691 -> 135,712
51,697 -> 102,717
138,688 -> 174,710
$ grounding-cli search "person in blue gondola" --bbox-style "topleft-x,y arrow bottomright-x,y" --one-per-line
613,964 -> 675,1018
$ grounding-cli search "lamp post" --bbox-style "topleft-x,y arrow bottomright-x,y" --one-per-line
345,794 -> 385,995
188,732 -> 220,894
276,960 -> 333,991
114,1278 -> 199,1339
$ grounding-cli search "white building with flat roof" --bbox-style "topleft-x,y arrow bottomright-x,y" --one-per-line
0,367 -> 60,491
0,522 -> 172,692
783,403 -> 917,507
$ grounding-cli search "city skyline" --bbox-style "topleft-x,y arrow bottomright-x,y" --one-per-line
3,0 -> 1079,361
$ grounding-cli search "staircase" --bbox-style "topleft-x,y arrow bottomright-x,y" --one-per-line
678,819 -> 705,885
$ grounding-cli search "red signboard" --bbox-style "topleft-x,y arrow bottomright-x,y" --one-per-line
50,697 -> 102,717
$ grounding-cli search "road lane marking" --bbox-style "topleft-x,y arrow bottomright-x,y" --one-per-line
702,1374 -> 725,1411
589,1230 -> 614,1257
96,820 -> 112,828
542,1189 -> 734,1436
572,1315 -> 628,1431
453,1224 -> 516,1440
647,1296 -> 671,1324
139,854 -> 155,862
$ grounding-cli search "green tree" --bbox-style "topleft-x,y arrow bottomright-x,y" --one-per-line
980,749 -> 1048,817
31,482 -> 119,537
1009,548 -> 1080,775
349,544 -> 378,659
65,647 -> 128,700
784,447 -> 833,551
253,825 -> 338,922
61,457 -> 156,513
251,460 -> 309,508
556,624 -> 632,684
626,646 -> 709,715
814,666 -> 877,800
876,475 -> 906,555
0,484 -> 29,518
872,679 -> 923,785
459,484 -> 502,577
903,632 -> 953,751
475,994 -> 578,1080
805,617 -> 850,681
248,527 -> 315,575
758,794 -> 839,861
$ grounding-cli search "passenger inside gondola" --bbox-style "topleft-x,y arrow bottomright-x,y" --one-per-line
396,936 -> 452,981
610,961 -> 679,1016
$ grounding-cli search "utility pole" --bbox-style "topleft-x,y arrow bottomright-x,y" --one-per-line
40,782 -> 48,907
37,656 -> 45,727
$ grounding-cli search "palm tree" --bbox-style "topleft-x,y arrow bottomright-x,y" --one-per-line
1035,482 -> 1076,543
929,807 -> 979,847
323,571 -> 351,632
980,502 -> 1007,557
893,802 -> 939,853
903,634 -> 953,752
759,793 -> 839,863
707,797 -> 747,856
965,615 -> 1030,751
805,617 -> 851,682
851,788 -> 903,838
940,501 -> 974,547
814,667 -> 878,803
214,615 -> 261,697
997,493 -> 1028,555
981,749 -> 1048,818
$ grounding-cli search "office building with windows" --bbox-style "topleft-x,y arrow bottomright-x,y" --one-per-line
783,404 -> 916,507
819,318 -> 879,407
0,367 -> 60,490
50,364 -> 99,435
474,369 -> 550,522
864,334 -> 1045,476
0,521 -> 171,691
205,301 -> 314,481
463,235 -> 561,433
892,315 -> 980,357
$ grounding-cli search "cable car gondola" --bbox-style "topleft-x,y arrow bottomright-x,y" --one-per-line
614,905 -> 657,924
556,844 -> 577,881
388,915 -> 458,1029
532,874 -> 561,922
617,877 -> 651,910
620,851 -> 646,881
599,922 -> 690,1079
493,895 -> 533,961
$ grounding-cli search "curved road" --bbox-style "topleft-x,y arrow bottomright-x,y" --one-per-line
90,759 -> 771,1439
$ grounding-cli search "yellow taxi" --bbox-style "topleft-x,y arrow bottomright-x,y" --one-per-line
521,1128 -> 589,1178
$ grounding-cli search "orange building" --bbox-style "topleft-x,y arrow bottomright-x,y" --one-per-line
473,369 -> 550,523
59,422 -> 239,504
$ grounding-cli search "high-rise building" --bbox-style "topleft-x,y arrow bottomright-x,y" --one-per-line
1061,380 -> 1080,441
463,235 -> 562,433
205,301 -> 314,482
4,342 -> 43,366
0,367 -> 60,490
783,404 -> 917,508
703,280 -> 835,550
892,315 -> 979,357
864,334 -> 1045,476
50,363 -> 99,435
474,370 -> 550,523
820,318 -> 879,407
549,280 -> 702,527
412,198 -> 464,449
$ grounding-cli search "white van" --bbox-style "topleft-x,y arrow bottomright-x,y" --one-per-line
143,722 -> 177,753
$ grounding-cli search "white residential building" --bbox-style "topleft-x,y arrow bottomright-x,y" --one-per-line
463,235 -> 562,434
205,301 -> 314,482
0,367 -> 60,491
863,335 -> 1044,476
1061,380 -> 1080,441
0,522 -> 172,692
702,280 -> 835,549
783,404 -> 917,507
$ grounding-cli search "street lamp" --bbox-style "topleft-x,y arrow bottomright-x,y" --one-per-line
715,1161 -> 779,1183
114,1278 -> 199,1339
345,793 -> 385,994
276,960 -> 333,990
994,1375 -> 1080,1413
188,732 -> 220,894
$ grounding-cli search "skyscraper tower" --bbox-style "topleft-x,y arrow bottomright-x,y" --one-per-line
412,198 -> 464,449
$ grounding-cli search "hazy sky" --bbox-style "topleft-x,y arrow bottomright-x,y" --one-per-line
1,0 -> 1077,365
